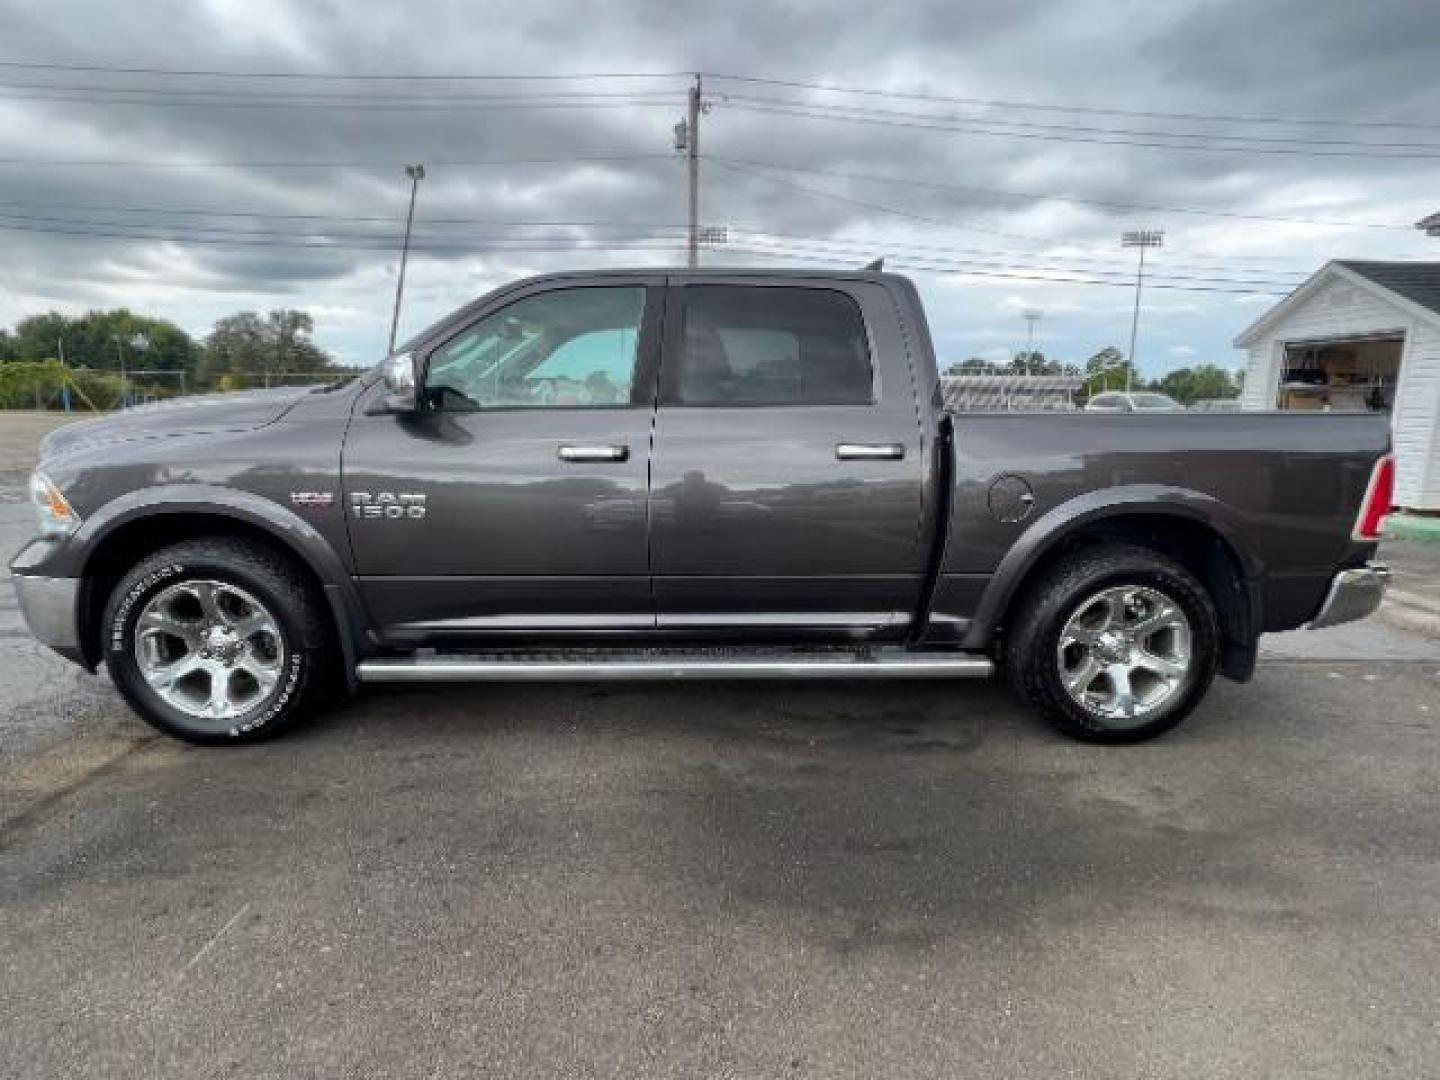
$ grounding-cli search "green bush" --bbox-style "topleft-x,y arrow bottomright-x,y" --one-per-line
0,360 -> 126,411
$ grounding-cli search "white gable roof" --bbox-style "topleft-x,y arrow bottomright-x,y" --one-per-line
1234,260 -> 1440,347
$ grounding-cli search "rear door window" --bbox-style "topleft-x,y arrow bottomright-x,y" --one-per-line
666,285 -> 874,406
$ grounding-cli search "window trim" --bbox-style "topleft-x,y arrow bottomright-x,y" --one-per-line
658,283 -> 879,409
416,280 -> 663,413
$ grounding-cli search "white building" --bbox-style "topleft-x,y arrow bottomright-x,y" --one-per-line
1234,260 -> 1440,512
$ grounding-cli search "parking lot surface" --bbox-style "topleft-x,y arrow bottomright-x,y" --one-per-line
3,412 -> 1438,1078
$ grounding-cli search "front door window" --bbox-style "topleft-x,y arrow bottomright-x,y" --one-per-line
426,287 -> 646,410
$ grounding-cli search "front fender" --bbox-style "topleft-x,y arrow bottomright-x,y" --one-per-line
961,484 -> 1261,650
39,484 -> 367,682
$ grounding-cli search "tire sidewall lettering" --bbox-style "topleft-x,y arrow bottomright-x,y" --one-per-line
109,562 -> 186,654
109,561 -> 306,739
229,652 -> 305,738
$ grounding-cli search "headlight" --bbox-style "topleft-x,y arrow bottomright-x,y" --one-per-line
29,471 -> 81,538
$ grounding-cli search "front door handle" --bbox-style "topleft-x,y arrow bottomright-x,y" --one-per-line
558,443 -> 629,463
836,442 -> 906,461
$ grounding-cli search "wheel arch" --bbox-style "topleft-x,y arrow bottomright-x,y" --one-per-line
70,486 -> 366,684
964,486 -> 1262,681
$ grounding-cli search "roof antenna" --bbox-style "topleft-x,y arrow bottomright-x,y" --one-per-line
862,257 -> 885,271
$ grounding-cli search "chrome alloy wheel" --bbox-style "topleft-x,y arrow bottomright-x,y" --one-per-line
1056,585 -> 1192,727
133,579 -> 285,724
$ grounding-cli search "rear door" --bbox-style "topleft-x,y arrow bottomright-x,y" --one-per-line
648,278 -> 926,638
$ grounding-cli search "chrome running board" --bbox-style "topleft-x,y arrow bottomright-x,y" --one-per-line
356,649 -> 994,683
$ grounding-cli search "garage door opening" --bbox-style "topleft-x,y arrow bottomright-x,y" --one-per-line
1277,335 -> 1402,413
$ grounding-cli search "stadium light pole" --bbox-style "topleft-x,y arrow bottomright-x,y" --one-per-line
387,164 -> 426,357
1121,230 -> 1163,393
1021,308 -> 1042,371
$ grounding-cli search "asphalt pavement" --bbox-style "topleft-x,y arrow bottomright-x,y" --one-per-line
2,416 -> 1439,1078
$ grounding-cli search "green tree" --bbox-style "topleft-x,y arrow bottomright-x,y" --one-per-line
10,311 -> 72,361
200,309 -> 337,388
1153,364 -> 1241,405
1083,346 -> 1136,396
12,309 -> 199,380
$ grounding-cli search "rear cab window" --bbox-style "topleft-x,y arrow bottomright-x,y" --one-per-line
664,285 -> 875,407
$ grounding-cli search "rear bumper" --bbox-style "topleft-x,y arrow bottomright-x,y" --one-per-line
1309,564 -> 1389,630
11,573 -> 83,660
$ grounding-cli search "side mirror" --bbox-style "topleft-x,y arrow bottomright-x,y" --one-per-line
371,350 -> 418,413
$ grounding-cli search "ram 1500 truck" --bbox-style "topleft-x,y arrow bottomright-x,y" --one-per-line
11,268 -> 1394,745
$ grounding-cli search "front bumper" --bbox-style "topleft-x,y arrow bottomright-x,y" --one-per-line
11,573 -> 82,658
1309,564 -> 1389,630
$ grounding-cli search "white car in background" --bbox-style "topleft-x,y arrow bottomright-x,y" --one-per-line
1084,391 -> 1185,412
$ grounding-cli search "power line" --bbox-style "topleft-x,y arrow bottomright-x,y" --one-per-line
0,89 -> 682,112
728,234 -> 1301,290
726,229 -> 1309,281
0,213 -> 686,247
709,155 -> 1048,244
720,99 -> 1440,160
0,213 -> 1306,290
0,197 -> 692,229
0,59 -> 689,81
0,60 -> 1424,133
716,243 -> 1292,296
0,151 -> 671,169
0,196 -> 1315,278
0,203 -> 1305,279
0,210 -> 1299,295
0,218 -> 696,253
0,80 -> 684,100
707,154 -> 1416,232
702,72 -> 1440,133
719,93 -> 1440,152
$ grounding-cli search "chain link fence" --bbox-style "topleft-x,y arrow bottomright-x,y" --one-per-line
0,362 -> 356,411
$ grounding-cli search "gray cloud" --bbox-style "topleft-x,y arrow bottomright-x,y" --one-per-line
0,0 -> 1436,369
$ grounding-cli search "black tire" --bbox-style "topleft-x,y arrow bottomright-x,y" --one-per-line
1003,543 -> 1220,744
102,537 -> 330,745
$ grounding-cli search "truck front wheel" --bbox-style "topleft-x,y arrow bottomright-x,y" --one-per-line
1004,544 -> 1221,743
102,538 -> 330,745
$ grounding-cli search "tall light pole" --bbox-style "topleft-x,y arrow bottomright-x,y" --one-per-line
1021,308 -> 1042,371
387,164 -> 426,356
1121,229 -> 1163,392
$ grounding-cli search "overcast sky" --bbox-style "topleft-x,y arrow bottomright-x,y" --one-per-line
1,0 -> 1437,375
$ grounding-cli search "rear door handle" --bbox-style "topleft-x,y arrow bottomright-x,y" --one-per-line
836,442 -> 906,461
558,443 -> 629,463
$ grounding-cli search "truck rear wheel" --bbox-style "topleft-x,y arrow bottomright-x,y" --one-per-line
1004,544 -> 1220,743
102,538 -> 330,745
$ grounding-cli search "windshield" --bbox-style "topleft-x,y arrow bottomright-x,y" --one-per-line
1131,393 -> 1182,410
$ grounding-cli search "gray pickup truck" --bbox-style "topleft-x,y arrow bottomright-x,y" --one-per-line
12,268 -> 1393,745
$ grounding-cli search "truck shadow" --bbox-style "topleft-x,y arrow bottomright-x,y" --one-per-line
8,676 -> 1315,962
283,679 -> 1288,954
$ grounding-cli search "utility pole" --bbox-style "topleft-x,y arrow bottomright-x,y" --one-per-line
676,74 -> 702,268
387,163 -> 426,356
1121,230 -> 1163,393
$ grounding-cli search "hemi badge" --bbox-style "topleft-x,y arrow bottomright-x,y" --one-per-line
290,491 -> 335,508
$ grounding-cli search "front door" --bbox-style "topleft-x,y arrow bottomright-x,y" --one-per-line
648,280 -> 926,638
344,280 -> 662,642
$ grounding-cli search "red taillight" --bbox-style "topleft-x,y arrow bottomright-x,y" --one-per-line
1353,454 -> 1395,541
